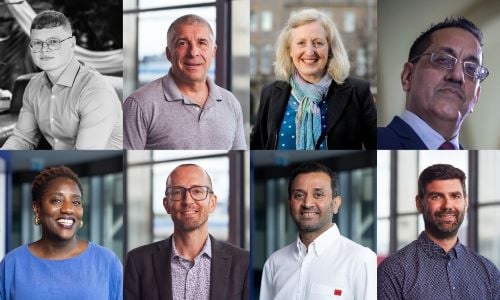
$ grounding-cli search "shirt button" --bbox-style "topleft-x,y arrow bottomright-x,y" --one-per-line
452,286 -> 456,290
54,138 -> 58,143
50,118 -> 54,122
51,94 -> 55,99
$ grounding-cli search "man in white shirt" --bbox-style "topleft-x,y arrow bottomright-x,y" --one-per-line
259,162 -> 376,300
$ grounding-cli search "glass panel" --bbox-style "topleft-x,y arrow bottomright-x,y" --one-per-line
377,218 -> 389,257
478,205 -> 500,268
123,13 -> 137,100
127,150 -> 153,164
397,215 -> 418,250
123,0 -> 136,10
419,150 -> 468,176
152,157 -> 229,241
139,0 -> 214,10
478,151 -> 500,203
397,150 -> 418,213
377,150 -> 390,218
137,7 -> 216,87
127,165 -> 153,250
153,150 -> 227,161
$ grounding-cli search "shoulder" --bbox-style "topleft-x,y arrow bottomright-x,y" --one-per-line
1,244 -> 29,263
88,242 -> 120,261
338,235 -> 376,261
125,77 -> 165,104
212,237 -> 249,259
343,77 -> 370,90
262,80 -> 290,94
378,240 -> 418,274
460,244 -> 500,274
127,239 -> 169,259
265,242 -> 295,266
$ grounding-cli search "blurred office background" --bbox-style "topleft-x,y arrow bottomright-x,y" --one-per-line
250,0 -> 377,124
125,150 -> 250,253
378,0 -> 500,149
123,0 -> 251,145
0,150 -> 124,261
377,150 -> 500,269
252,150 -> 376,299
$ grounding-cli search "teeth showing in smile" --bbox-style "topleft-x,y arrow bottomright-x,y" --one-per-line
57,219 -> 74,226
301,212 -> 318,217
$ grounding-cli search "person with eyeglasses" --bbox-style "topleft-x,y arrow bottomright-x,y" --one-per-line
378,17 -> 488,150
1,10 -> 122,150
124,164 -> 249,300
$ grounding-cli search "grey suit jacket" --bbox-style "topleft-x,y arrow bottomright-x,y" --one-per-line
124,235 -> 249,300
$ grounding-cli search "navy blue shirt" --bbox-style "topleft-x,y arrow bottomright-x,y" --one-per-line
378,232 -> 500,300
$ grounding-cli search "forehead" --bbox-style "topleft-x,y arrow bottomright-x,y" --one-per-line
427,27 -> 482,60
425,179 -> 463,193
31,25 -> 70,40
174,23 -> 212,39
290,21 -> 327,40
292,171 -> 331,189
168,166 -> 210,185
44,177 -> 81,195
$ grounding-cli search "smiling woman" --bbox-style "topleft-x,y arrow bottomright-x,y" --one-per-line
0,166 -> 123,300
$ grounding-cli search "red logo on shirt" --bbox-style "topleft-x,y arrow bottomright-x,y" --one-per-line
333,289 -> 342,296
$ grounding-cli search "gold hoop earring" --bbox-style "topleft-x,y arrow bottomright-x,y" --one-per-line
34,216 -> 41,225
80,220 -> 84,228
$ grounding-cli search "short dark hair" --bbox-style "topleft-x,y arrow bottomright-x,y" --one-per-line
417,164 -> 467,199
32,166 -> 83,202
288,162 -> 338,199
408,16 -> 482,62
31,10 -> 72,33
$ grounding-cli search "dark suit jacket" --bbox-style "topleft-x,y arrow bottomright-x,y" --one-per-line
250,77 -> 377,149
377,116 -> 464,150
124,235 -> 249,300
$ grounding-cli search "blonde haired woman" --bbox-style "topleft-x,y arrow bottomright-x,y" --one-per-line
251,9 -> 376,150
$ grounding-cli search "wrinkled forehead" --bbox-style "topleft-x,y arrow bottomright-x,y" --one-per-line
427,27 -> 483,63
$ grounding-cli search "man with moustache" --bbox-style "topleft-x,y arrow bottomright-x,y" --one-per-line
378,17 -> 489,149
124,164 -> 249,300
1,10 -> 122,150
123,14 -> 246,150
378,164 -> 500,299
260,163 -> 376,300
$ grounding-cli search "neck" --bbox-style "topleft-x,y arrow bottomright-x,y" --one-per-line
45,57 -> 73,86
172,74 -> 209,107
406,108 -> 462,141
299,223 -> 333,248
32,235 -> 81,259
425,230 -> 458,253
173,228 -> 209,261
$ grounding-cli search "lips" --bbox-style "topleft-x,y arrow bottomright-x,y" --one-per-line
56,217 -> 75,228
300,210 -> 319,217
301,58 -> 319,64
437,87 -> 464,100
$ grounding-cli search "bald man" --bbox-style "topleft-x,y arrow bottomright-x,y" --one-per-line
124,164 -> 249,300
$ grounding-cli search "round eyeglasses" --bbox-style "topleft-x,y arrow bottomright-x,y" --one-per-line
410,52 -> 489,82
29,36 -> 73,53
165,186 -> 213,201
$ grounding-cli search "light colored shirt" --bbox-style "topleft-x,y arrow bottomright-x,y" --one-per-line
0,242 -> 123,300
171,236 -> 211,300
1,57 -> 122,150
260,224 -> 376,300
123,71 -> 247,150
400,110 -> 459,149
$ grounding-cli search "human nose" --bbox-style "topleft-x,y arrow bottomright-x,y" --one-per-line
187,44 -> 200,57
60,198 -> 74,213
181,188 -> 195,204
446,61 -> 465,83
301,193 -> 314,208
304,43 -> 315,55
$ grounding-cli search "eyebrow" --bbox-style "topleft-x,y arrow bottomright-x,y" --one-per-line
438,47 -> 480,64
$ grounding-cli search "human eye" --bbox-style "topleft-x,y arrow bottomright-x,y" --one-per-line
30,40 -> 42,47
293,191 -> 305,200
464,62 -> 479,77
191,186 -> 206,196
429,193 -> 441,200
47,38 -> 60,46
314,40 -> 324,47
313,190 -> 325,199
49,198 -> 63,206
73,199 -> 82,207
433,53 -> 455,66
176,40 -> 187,47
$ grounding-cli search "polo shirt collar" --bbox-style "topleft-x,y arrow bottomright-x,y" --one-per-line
296,223 -> 339,258
162,70 -> 223,107
43,57 -> 81,88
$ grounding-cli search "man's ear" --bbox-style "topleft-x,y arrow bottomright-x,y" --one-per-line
401,62 -> 414,92
208,194 -> 217,213
332,196 -> 341,214
416,196 -> 423,213
70,36 -> 76,48
166,47 -> 172,62
163,197 -> 171,214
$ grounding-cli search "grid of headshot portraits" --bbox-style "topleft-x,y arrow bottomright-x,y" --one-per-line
0,0 -> 499,299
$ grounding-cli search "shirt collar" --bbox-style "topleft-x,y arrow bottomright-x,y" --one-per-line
43,57 -> 81,88
171,235 -> 212,260
162,70 -> 223,107
400,110 -> 460,149
416,231 -> 464,259
296,223 -> 340,258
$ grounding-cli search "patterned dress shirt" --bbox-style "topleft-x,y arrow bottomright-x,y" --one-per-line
378,231 -> 500,299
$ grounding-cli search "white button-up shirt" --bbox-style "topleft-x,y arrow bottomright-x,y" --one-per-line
260,224 -> 376,300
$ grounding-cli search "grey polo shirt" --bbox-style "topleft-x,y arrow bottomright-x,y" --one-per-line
123,72 -> 247,150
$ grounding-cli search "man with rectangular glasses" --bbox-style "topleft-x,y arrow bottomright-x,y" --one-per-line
1,10 -> 122,150
124,164 -> 249,300
378,17 -> 488,150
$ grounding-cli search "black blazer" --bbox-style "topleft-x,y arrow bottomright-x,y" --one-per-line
124,235 -> 249,300
250,77 -> 377,149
